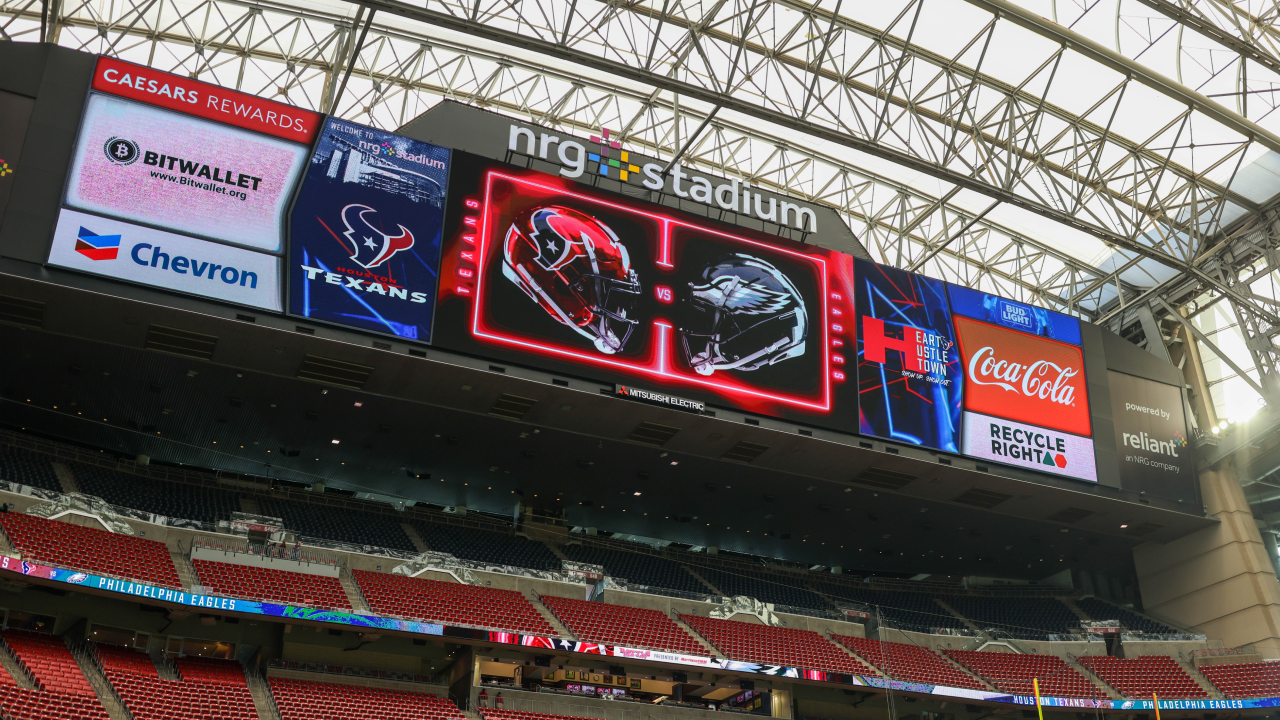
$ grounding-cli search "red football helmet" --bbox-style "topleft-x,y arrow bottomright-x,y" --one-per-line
502,205 -> 641,354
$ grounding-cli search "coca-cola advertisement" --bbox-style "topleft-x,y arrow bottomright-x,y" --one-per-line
953,316 -> 1092,437
855,259 -> 964,452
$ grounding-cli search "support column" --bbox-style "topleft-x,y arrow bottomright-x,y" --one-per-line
1133,461 -> 1280,656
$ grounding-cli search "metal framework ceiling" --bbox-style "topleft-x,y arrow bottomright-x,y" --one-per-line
6,0 -> 1280,410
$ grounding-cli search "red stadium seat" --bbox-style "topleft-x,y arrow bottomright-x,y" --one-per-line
833,635 -> 986,690
352,570 -> 556,635
944,648 -> 1103,698
1200,661 -> 1280,698
269,676 -> 465,720
0,630 -> 110,720
192,559 -> 351,611
0,513 -> 182,589
679,614 -> 865,675
541,595 -> 705,655
1078,654 -> 1208,698
93,644 -> 260,720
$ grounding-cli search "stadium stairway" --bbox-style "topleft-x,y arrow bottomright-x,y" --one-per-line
1175,657 -> 1224,699
339,569 -> 373,614
244,663 -> 283,720
50,462 -> 78,495
822,632 -> 885,679
169,546 -> 200,591
669,613 -> 726,660
526,591 -> 577,641
400,523 -> 429,553
680,566 -> 724,596
1058,598 -> 1092,622
1061,656 -> 1122,700
65,639 -> 132,720
0,635 -> 38,689
932,598 -> 983,635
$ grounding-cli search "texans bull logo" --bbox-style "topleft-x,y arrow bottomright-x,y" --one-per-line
341,204 -> 414,270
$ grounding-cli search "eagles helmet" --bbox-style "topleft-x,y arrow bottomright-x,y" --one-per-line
502,205 -> 641,354
678,253 -> 808,375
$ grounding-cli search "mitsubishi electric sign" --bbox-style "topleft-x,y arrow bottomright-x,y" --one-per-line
48,209 -> 283,311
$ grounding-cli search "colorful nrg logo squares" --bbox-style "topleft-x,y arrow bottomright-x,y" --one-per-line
589,128 -> 639,181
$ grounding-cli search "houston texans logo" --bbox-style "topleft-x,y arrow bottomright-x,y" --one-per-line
341,204 -> 414,270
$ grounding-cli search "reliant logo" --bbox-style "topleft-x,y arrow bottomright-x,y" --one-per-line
1122,431 -> 1186,457
508,125 -> 818,232
74,227 -> 121,261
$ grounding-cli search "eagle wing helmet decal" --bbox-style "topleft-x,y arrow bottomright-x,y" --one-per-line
341,203 -> 415,270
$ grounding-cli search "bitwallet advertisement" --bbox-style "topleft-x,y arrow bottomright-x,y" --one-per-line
433,152 -> 858,430
64,93 -> 309,253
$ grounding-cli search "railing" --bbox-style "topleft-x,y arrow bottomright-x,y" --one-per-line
600,577 -> 717,603
267,658 -> 448,685
191,535 -> 342,567
69,639 -> 132,719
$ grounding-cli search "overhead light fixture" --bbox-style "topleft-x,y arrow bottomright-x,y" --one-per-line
634,492 -> 642,496
1120,524 -> 1128,529
353,402 -> 362,407
1211,426 -> 1220,435
331,439 -> 340,444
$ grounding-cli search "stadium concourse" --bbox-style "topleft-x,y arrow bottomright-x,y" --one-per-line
8,1 -> 1280,716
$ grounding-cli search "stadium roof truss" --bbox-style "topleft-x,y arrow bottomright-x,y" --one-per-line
8,0 -> 1280,413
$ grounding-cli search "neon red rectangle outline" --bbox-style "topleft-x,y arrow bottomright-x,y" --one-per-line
469,171 -> 831,412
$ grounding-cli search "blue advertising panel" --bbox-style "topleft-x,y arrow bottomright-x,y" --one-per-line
947,283 -> 1081,345
855,259 -> 964,452
288,117 -> 451,342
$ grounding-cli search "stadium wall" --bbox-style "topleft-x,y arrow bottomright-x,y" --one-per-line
1135,462 -> 1280,656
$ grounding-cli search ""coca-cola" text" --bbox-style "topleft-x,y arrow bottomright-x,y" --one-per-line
966,346 -> 1079,406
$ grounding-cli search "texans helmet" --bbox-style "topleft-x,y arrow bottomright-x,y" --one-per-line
503,205 -> 641,354
679,253 -> 808,375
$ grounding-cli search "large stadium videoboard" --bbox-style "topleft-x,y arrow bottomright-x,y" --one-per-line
432,152 -> 859,431
286,117 -> 452,342
856,260 -> 1097,482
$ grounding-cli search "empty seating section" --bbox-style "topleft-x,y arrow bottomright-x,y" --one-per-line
176,656 -> 253,684
353,570 -> 556,635
270,676 -> 465,720
70,462 -> 239,525
560,544 -> 706,595
693,566 -> 828,609
256,498 -> 416,552
833,636 -> 984,690
193,559 -> 351,611
0,512 -> 181,589
680,615 -> 863,674
0,684 -> 110,720
806,582 -> 966,634
541,595 -> 704,655
0,446 -> 63,493
413,521 -> 560,571
1199,661 -> 1280,698
1,630 -> 95,695
944,649 -> 1103,698
1077,597 -> 1177,635
1079,655 -> 1208,698
942,597 -> 1079,640
95,644 -> 259,720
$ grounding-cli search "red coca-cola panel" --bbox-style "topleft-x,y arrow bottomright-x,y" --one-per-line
91,56 -> 320,143
954,316 -> 1092,437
